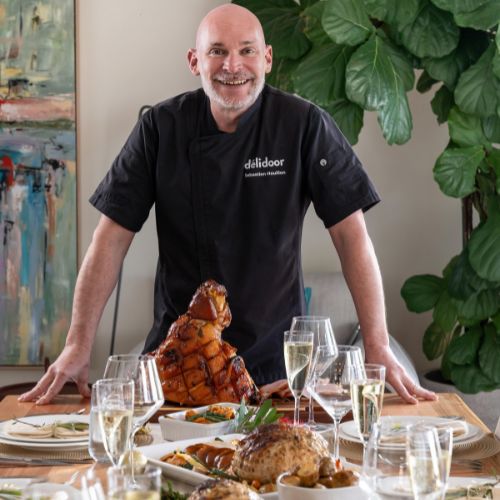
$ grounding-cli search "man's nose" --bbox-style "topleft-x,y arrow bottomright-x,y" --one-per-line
222,53 -> 243,73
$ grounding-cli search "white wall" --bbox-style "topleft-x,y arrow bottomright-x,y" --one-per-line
2,0 -> 460,385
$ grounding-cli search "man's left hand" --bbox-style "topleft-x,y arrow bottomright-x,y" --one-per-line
366,344 -> 437,404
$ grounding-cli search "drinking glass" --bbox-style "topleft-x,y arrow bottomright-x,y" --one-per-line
94,378 -> 135,466
351,363 -> 386,448
284,330 -> 314,425
290,316 -> 338,428
361,421 -> 413,499
107,465 -> 161,500
407,423 -> 446,500
309,345 -> 364,460
435,426 -> 453,500
88,384 -> 111,463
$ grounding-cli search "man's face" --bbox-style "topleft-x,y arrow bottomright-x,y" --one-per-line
188,15 -> 272,113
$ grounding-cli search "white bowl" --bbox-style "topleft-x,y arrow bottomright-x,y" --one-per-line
158,403 -> 239,441
277,473 -> 362,500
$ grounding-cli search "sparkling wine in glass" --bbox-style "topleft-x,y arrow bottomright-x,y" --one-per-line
284,330 -> 314,425
309,345 -> 364,460
104,354 -> 164,476
290,316 -> 338,428
351,363 -> 386,446
94,378 -> 135,466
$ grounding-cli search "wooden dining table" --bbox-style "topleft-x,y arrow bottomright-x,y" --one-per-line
0,393 -> 498,492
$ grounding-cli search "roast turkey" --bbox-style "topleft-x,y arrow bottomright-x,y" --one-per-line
230,422 -> 335,487
152,280 -> 261,406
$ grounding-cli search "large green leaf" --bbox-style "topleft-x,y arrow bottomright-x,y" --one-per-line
431,85 -> 454,124
493,50 -> 500,81
455,45 -> 500,118
433,146 -> 484,198
447,327 -> 482,365
454,0 -> 500,30
448,107 -> 489,147
450,364 -> 498,392
423,29 -> 489,89
448,248 -> 494,300
324,99 -> 364,145
482,116 -> 500,143
454,288 -> 500,320
430,0 -> 490,14
468,198 -> 500,280
479,323 -> 500,383
377,86 -> 413,145
423,322 -> 454,360
266,58 -> 300,92
486,149 -> 500,195
433,291 -> 458,331
293,44 -> 354,104
235,0 -> 311,59
345,34 -> 413,110
416,71 -> 437,93
400,1 -> 459,59
322,0 -> 374,46
383,0 -> 420,29
303,1 -> 329,46
497,28 -> 500,53
363,0 -> 388,20
401,274 -> 444,313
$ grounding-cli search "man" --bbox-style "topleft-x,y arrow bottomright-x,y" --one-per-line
20,3 -> 435,405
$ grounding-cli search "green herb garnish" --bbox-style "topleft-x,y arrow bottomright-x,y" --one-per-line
234,399 -> 282,434
161,480 -> 189,500
55,422 -> 89,432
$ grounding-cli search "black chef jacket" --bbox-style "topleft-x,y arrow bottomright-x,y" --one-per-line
89,84 -> 380,385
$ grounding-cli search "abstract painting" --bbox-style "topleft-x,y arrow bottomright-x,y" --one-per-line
0,0 -> 76,365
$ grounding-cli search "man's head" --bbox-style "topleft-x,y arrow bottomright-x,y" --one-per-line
188,4 -> 272,114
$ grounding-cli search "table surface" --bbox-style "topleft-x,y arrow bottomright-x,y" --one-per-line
0,393 -> 498,487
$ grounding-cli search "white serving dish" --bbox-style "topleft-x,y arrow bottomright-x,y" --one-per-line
158,403 -> 239,441
277,472 -> 362,500
141,433 -> 276,499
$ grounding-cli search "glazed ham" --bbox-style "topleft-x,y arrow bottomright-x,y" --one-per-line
152,280 -> 261,406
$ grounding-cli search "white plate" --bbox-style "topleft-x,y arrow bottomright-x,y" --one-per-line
159,403 -> 239,441
141,433 -> 277,499
339,416 -> 483,448
0,478 -> 82,499
0,414 -> 89,444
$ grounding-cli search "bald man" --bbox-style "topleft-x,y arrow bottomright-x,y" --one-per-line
20,4 -> 436,405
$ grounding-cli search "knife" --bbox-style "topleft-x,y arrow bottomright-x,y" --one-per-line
0,456 -> 92,466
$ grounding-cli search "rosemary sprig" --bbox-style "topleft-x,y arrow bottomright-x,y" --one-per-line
234,399 -> 282,434
55,422 -> 89,432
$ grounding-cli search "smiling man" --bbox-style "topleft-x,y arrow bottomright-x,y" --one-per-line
20,3 -> 435,405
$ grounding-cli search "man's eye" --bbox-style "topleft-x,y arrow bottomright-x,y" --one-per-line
209,48 -> 224,56
242,48 -> 256,55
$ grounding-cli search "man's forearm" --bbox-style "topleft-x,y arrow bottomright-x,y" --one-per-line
328,210 -> 389,349
66,215 -> 135,349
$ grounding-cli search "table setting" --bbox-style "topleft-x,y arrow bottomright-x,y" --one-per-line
0,306 -> 499,499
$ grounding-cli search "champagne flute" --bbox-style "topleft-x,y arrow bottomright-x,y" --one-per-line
407,423 -> 445,500
284,330 -> 314,425
104,354 -> 164,472
94,378 -> 135,466
351,363 -> 386,449
290,316 -> 338,428
108,465 -> 162,500
435,426 -> 453,500
309,345 -> 364,460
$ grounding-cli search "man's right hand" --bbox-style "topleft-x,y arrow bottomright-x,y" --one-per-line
18,344 -> 91,405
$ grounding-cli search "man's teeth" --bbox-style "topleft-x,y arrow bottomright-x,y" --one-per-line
220,80 -> 247,85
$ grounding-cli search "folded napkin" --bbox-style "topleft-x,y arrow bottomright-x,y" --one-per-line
379,420 -> 468,445
5,420 -> 88,440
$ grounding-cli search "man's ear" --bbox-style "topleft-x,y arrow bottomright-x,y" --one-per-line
264,44 -> 273,74
187,48 -> 200,76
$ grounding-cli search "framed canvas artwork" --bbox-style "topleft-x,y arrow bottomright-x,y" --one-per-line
0,0 -> 76,365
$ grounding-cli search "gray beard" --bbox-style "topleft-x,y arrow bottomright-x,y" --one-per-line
201,74 -> 265,112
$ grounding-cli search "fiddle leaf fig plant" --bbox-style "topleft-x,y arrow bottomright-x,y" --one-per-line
233,0 -> 500,393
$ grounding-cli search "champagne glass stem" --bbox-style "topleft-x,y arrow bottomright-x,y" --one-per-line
293,395 -> 300,425
332,417 -> 341,460
307,393 -> 315,424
